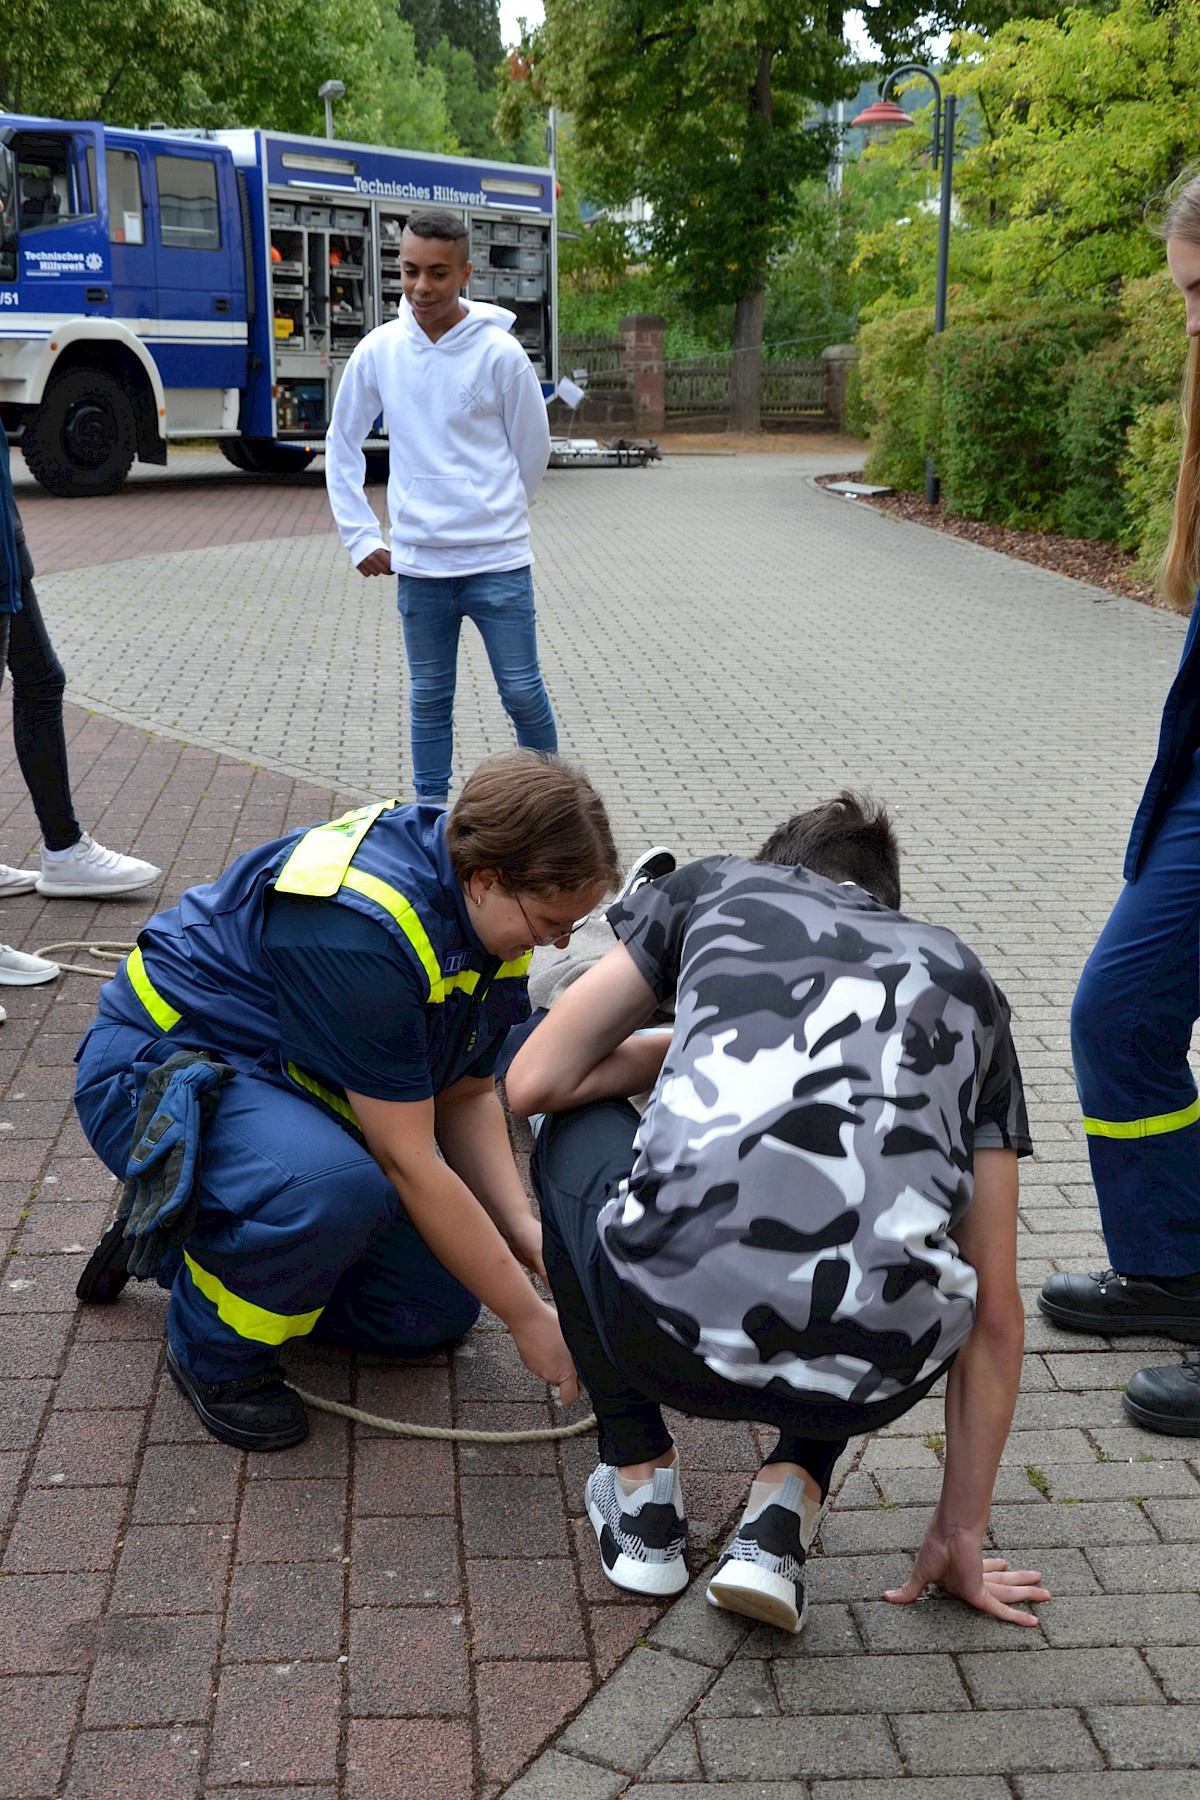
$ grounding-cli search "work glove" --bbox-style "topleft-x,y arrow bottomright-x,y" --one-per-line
116,1051 -> 234,1279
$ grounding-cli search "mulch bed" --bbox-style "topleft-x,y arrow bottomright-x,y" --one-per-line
816,473 -> 1165,609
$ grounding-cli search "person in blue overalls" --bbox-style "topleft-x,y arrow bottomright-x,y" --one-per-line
1038,178 -> 1200,1436
73,751 -> 618,1451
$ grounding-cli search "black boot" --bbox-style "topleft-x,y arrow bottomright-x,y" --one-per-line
1038,1269 -> 1200,1343
166,1345 -> 309,1451
1122,1355 -> 1200,1437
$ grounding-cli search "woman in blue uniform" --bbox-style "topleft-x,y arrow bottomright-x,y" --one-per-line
74,751 -> 619,1451
1039,178 -> 1200,1435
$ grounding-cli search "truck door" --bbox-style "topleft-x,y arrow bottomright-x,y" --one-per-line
103,142 -> 155,335
9,124 -> 108,316
148,145 -> 245,388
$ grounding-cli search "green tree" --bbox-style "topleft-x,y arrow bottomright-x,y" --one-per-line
511,0 -> 856,429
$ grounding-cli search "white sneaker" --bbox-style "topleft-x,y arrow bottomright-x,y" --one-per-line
612,846 -> 676,909
37,834 -> 161,899
706,1473 -> 813,1634
0,944 -> 60,986
584,1459 -> 689,1596
0,862 -> 39,897
0,1000 -> 5,1023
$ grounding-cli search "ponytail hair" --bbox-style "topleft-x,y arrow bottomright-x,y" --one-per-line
446,750 -> 620,898
1157,176 -> 1200,611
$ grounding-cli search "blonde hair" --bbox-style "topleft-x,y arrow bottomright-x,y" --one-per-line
1159,177 -> 1200,610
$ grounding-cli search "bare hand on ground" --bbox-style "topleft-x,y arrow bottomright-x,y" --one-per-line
356,549 -> 393,577
512,1299 -> 580,1406
884,1529 -> 1050,1626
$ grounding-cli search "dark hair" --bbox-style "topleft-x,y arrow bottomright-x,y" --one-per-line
404,209 -> 469,256
446,751 -> 620,898
754,791 -> 901,910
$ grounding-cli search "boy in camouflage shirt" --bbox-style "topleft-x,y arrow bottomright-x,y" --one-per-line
506,795 -> 1050,1635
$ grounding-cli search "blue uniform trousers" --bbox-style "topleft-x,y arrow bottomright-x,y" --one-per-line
1071,747 -> 1200,1278
75,1018 -> 480,1383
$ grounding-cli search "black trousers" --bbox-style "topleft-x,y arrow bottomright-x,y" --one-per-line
0,538 -> 81,852
532,1100 -> 950,1497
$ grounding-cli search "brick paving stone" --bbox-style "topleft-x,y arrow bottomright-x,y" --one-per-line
236,1476 -> 346,1563
695,1715 -> 900,1781
894,1708 -> 1102,1775
1086,1703 -> 1200,1767
209,1661 -> 341,1787
348,1605 -> 469,1716
54,1340 -> 161,1410
348,1514 -> 462,1607
461,1474 -> 571,1561
0,1571 -> 108,1674
352,1437 -> 456,1516
2,1482 -> 126,1573
130,1443 -> 241,1524
61,1726 -> 205,1799
466,1556 -> 588,1660
83,1612 -> 221,1725
0,1312 -> 68,1379
454,1405 -> 560,1478
344,1718 -> 474,1800
223,1561 -> 345,1663
0,1672 -> 80,1798
109,1521 -> 231,1614
475,1660 -> 594,1788
32,1406 -> 145,1486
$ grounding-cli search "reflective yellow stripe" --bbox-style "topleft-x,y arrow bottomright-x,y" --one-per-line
496,953 -> 533,979
340,867 -> 444,999
443,969 -> 481,998
274,802 -> 395,897
285,1061 -> 362,1130
183,1251 -> 323,1345
1083,1096 -> 1200,1140
125,946 -> 182,1032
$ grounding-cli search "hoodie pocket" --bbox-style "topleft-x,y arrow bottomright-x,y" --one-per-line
394,477 -> 499,542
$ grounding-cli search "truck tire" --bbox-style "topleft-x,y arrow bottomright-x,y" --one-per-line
22,369 -> 138,497
219,440 -> 316,474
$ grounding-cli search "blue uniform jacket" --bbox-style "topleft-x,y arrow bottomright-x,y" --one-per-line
1125,594 -> 1200,880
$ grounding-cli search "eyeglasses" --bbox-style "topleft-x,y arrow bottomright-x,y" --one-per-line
506,884 -> 592,948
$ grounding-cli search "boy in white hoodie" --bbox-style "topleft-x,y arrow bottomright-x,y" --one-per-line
326,209 -> 557,804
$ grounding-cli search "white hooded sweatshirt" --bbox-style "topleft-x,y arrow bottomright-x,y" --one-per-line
325,298 -> 552,578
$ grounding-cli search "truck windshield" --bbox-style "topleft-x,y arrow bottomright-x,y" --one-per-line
14,132 -> 92,232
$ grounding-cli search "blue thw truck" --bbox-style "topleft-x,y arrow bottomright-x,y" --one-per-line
0,116 -> 557,494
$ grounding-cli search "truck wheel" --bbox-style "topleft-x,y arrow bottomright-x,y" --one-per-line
219,440 -> 316,474
23,369 -> 138,497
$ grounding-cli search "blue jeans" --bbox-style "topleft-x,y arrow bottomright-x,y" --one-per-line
396,567 -> 557,802
1071,745 -> 1200,1277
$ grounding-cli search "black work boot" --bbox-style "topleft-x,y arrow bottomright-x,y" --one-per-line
75,1219 -> 133,1304
1037,1269 -> 1200,1343
1122,1355 -> 1200,1437
165,1345 -> 309,1451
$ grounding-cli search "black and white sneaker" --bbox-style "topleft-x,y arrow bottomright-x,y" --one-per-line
707,1473 -> 810,1633
612,846 -> 676,909
585,1459 -> 688,1596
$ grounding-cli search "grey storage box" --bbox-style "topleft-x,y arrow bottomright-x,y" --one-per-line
269,202 -> 297,226
299,205 -> 331,227
332,209 -> 367,230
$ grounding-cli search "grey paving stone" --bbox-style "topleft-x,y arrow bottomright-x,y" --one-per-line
1143,1645 -> 1200,1700
639,1788 -> 811,1799
695,1715 -> 899,1781
740,1605 -> 861,1660
1037,1593 -> 1200,1646
1141,1497 -> 1200,1540
558,1647 -> 714,1772
641,1726 -> 703,1782
894,1707 -> 1102,1774
774,1653 -> 969,1715
960,1645 -> 1158,1707
852,1598 -> 1048,1654
695,1660 -> 780,1718
811,1784 -> 1009,1800
647,1573 -> 757,1665
499,1751 -> 630,1799
1016,1779 -> 1200,1800
988,1501 -> 1159,1548
1087,1544 -> 1200,1591
1086,1703 -> 1200,1767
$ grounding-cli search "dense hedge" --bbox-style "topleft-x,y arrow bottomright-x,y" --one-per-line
857,285 -> 1186,567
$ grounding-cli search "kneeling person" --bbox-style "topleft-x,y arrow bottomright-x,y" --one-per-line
506,795 -> 1049,1631
75,753 -> 617,1450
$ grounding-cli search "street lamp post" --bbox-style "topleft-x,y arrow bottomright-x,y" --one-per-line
318,79 -> 346,141
852,65 -> 957,506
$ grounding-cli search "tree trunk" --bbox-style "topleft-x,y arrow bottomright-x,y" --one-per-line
727,44 -> 773,434
728,283 -> 766,433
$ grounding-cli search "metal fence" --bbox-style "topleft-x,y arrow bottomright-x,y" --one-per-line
559,334 -> 626,390
667,356 -> 825,415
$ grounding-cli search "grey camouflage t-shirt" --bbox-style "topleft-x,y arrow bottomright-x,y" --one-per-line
598,857 -> 1032,1405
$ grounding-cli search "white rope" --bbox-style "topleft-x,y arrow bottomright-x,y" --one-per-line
286,1383 -> 596,1443
34,939 -> 136,977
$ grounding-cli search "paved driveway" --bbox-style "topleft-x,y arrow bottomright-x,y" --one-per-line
1,448 -> 1197,1797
